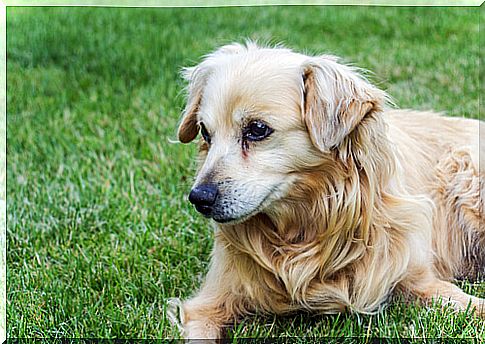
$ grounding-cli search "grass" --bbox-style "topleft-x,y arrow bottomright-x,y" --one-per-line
6,6 -> 484,340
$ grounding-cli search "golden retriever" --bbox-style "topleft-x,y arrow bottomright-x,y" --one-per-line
173,41 -> 484,339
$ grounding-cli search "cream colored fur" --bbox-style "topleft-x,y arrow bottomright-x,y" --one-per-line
175,42 -> 484,339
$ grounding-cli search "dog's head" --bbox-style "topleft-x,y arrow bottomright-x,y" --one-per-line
178,42 -> 387,224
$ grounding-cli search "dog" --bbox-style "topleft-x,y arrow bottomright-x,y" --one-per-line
174,41 -> 484,339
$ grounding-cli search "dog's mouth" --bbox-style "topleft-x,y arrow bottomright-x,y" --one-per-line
212,214 -> 238,224
207,203 -> 262,225
193,205 -> 239,223
211,206 -> 262,225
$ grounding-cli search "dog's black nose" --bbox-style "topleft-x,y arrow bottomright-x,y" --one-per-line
189,184 -> 219,215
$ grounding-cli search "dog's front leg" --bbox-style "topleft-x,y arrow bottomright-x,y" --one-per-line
179,239 -> 250,340
182,281 -> 244,340
182,294 -> 232,339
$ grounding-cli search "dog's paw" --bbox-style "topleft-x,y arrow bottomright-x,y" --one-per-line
184,319 -> 221,340
429,294 -> 485,317
469,296 -> 485,317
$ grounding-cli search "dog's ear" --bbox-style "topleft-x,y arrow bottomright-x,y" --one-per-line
177,60 -> 220,144
178,43 -> 248,143
301,56 -> 388,152
177,65 -> 205,143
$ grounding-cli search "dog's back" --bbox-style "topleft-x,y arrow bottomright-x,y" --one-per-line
386,110 -> 484,281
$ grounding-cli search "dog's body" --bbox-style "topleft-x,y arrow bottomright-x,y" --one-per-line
175,42 -> 484,339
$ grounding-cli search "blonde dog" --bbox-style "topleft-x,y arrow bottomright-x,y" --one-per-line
175,42 -> 484,339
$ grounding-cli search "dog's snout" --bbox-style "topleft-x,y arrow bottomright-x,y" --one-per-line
189,184 -> 219,215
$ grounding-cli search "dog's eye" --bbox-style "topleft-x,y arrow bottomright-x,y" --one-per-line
200,122 -> 211,144
243,121 -> 274,142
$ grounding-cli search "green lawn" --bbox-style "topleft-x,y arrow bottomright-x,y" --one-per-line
6,6 -> 484,340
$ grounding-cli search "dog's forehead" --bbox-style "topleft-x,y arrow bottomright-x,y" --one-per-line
199,52 -> 305,129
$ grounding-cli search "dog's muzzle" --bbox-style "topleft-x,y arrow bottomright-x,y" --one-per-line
188,183 -> 219,217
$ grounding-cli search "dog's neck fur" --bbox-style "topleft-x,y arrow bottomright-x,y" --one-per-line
217,114 -> 429,313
